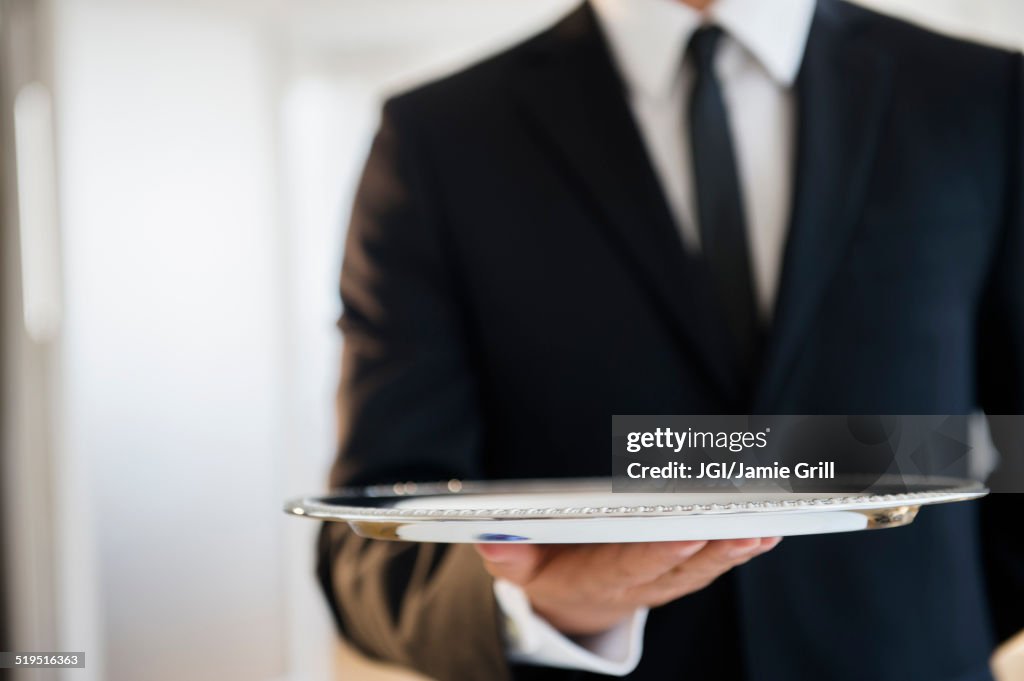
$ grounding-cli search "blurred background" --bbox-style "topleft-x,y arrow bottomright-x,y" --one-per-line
0,1 -> 1021,680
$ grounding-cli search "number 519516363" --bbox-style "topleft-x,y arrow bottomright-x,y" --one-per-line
2,652 -> 85,668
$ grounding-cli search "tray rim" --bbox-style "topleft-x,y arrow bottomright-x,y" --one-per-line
285,476 -> 988,524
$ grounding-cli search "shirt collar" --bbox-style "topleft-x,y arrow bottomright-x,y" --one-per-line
590,0 -> 816,97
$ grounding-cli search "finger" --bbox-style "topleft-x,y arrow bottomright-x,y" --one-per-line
633,537 -> 781,603
474,543 -> 545,585
681,537 -> 768,576
574,541 -> 708,588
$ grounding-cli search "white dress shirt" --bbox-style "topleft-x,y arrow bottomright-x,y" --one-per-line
496,0 -> 816,674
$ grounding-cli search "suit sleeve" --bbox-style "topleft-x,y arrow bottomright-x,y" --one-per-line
978,53 -> 1024,645
316,98 -> 511,681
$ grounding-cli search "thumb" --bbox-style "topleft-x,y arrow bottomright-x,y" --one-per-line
474,543 -> 543,585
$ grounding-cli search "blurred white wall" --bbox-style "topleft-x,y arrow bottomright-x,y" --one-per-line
23,1 -> 1023,681
55,3 -> 287,680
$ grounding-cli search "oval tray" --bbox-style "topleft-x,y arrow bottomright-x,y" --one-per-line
285,476 -> 987,543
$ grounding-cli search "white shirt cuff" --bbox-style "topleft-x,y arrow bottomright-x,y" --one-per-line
493,579 -> 647,676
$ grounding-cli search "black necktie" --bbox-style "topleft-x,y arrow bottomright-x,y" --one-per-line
688,26 -> 761,375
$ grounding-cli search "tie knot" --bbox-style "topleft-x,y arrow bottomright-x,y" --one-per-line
688,25 -> 723,72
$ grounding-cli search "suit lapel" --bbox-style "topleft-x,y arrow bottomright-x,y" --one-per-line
755,2 -> 894,409
513,3 -> 743,405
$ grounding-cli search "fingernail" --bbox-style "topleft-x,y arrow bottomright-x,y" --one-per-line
675,541 -> 707,557
727,541 -> 760,558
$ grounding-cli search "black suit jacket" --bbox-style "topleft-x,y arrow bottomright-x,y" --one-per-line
318,2 -> 1024,679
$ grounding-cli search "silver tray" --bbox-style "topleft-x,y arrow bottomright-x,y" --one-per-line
285,476 -> 987,543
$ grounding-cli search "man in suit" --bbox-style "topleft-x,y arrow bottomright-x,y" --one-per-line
317,0 -> 1024,679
